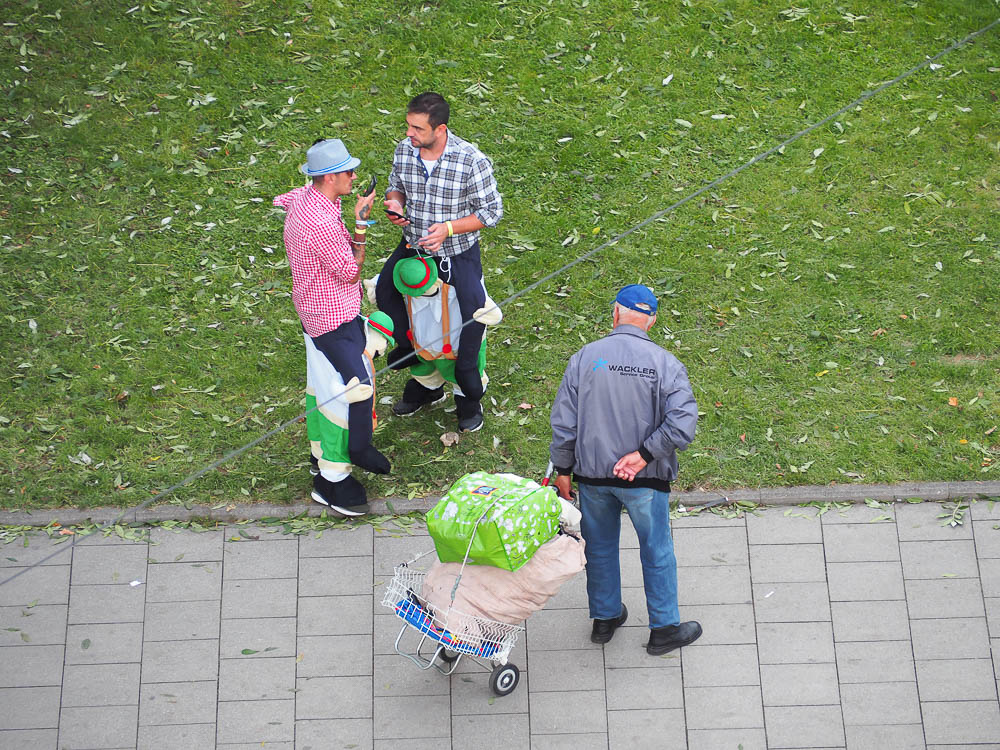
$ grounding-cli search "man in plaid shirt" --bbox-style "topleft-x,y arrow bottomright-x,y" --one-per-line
274,138 -> 387,515
376,92 -> 503,433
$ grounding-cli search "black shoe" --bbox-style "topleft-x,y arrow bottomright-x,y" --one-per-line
393,379 -> 446,417
309,455 -> 319,477
386,345 -> 415,371
591,603 -> 628,644
457,406 -> 484,433
646,621 -> 702,655
349,445 -> 391,475
312,474 -> 368,517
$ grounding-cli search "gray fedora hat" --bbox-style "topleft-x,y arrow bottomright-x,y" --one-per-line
299,139 -> 361,176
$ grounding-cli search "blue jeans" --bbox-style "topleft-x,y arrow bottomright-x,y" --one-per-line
578,483 -> 679,629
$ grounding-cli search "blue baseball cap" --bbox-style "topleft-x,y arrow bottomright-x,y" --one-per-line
300,139 -> 361,176
615,284 -> 658,315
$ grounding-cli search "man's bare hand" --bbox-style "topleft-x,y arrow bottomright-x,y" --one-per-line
417,222 -> 449,253
355,192 -> 376,223
383,199 -> 410,227
613,451 -> 648,482
554,474 -> 574,501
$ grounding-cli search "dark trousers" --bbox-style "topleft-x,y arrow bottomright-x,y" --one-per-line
311,317 -> 372,453
375,238 -> 486,402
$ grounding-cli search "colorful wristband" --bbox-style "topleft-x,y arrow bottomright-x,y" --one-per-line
354,226 -> 367,235
446,220 -> 454,237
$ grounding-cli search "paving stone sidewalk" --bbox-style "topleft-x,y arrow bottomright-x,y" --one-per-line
3,500 -> 1000,749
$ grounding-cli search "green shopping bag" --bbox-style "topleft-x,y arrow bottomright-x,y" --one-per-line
426,472 -> 562,571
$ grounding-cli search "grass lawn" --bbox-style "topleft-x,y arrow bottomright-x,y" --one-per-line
1,0 -> 999,510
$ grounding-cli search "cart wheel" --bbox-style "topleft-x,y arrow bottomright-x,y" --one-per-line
489,663 -> 520,696
437,648 -> 460,664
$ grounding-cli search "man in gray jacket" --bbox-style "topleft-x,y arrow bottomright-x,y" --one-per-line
549,284 -> 702,655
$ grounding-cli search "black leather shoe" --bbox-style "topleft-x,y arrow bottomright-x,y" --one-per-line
591,603 -> 628,644
646,621 -> 702,655
393,380 -> 446,417
457,406 -> 483,433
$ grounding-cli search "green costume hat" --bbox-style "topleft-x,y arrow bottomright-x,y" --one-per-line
393,255 -> 439,297
365,311 -> 394,339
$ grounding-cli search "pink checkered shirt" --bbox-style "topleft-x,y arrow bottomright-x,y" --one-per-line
273,185 -> 360,337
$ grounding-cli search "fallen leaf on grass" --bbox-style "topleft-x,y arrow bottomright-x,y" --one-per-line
948,397 -> 959,407
517,403 -> 533,410
440,432 -> 460,447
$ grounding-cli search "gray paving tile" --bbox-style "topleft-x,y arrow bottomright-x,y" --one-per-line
916,657 -> 998,701
148,527 -> 223,562
296,675 -> 372,719
607,708 -> 685,750
900,539 -> 979,579
671,510 -> 746,527
216,699 -> 295,744
0,686 -> 60,729
524,607 -> 595,651
375,535 -> 433,576
752,582 -> 831,622
678,565 -> 751,605
222,577 -> 297,619
76,531 -> 147,546
981,557 -> 1000,597
0,604 -> 67,646
373,654 -> 450,697
0,729 -> 59,749
823,522 -> 900,562
600,623 -> 678,668
529,733 -> 608,750
373,695 -> 451,739
922,700 -> 1000,744
62,663 -> 141,707
911,616 -> 990,660
65,622 -> 142,664
144,600 -> 220,641
831,600 -> 910,641
764,705 -> 845,748
142,639 -> 218,682
844,724 -> 925,750
529,691 -> 607,734
526,649 -> 605,692
0,644 -> 64,688
974,520 -> 1000,558
218,741 -> 294,749
299,525 -> 374,557
58,705 -> 139,749
926,746 -> 1000,750
841,681 -> 921,725
681,603 -> 756,645
454,713 -> 528,750
820,503 -> 896,524
682,644 -> 759,687
906,577 -> 985,619
826,561 -> 905,601
673,526 -> 749,567
68,582 -> 145,624
988,598 -> 1000,638
685,685 -> 763,729
70,544 -> 147,585
140,680 -> 217,725
218,655 -> 296,701
687,728 -> 767,750
298,718 -> 375,749
138,723 -> 216,750
749,543 -> 826,582
298,594 -> 372,636
452,670 -> 529,715
0,537 -> 67,567
372,739 -> 456,750
757,621 -> 835,664
220,616 -> 296,659
221,525 -> 288,541
760,663 -> 840,705
605,666 -> 682,709
297,634 -> 373,677
896,502 -> 973,540
146,561 -> 221,602
0,565 -> 69,606
746,507 -> 823,544
298,556 -> 372,596
835,640 -> 915,683
224,539 -> 299,580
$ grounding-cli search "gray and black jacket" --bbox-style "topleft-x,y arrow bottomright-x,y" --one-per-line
549,324 -> 698,492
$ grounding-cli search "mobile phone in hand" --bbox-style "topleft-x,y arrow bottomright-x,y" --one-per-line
385,208 -> 405,220
362,175 -> 376,197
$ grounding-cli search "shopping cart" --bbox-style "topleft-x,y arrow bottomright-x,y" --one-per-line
380,464 -> 558,696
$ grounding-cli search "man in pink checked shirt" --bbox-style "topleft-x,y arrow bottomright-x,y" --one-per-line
274,138 -> 387,515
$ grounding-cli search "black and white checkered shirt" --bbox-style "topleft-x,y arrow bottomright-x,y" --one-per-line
386,130 -> 503,258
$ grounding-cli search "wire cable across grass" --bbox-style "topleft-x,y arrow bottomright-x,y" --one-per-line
2,16 -> 997,590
